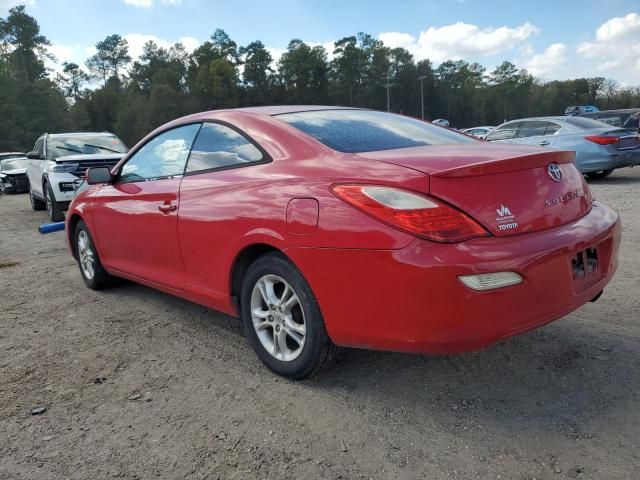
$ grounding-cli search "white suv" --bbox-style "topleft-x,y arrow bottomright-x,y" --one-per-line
26,132 -> 127,221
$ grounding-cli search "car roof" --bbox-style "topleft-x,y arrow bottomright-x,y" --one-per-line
230,105 -> 363,116
47,132 -> 118,138
177,106 -> 364,123
503,116 -> 569,123
0,152 -> 25,155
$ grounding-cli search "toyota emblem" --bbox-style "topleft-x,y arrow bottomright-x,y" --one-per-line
548,163 -> 563,182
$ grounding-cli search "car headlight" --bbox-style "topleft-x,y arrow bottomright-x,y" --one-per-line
50,163 -> 79,173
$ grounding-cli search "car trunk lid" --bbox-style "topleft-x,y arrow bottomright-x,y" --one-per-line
356,144 -> 592,237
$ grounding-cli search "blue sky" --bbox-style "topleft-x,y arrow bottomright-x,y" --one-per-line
2,0 -> 639,85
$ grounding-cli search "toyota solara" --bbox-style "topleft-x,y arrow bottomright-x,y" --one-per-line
66,106 -> 621,379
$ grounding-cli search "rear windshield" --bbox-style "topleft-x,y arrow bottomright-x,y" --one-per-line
47,134 -> 128,160
277,109 -> 475,153
563,117 -> 612,130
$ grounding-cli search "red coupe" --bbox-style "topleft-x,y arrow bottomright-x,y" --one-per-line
66,106 -> 621,379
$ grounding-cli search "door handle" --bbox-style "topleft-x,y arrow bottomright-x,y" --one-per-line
539,140 -> 551,146
158,203 -> 177,213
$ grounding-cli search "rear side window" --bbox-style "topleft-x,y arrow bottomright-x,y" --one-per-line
186,123 -> 263,173
486,122 -> 521,141
277,109 -> 475,153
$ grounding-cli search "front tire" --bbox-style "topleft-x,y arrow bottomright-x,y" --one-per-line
45,182 -> 64,222
29,184 -> 46,210
75,220 -> 113,289
586,169 -> 614,180
241,252 -> 340,379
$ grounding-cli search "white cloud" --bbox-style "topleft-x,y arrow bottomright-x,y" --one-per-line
266,47 -> 286,66
123,0 -> 181,7
311,41 -> 337,61
522,43 -> 567,77
576,13 -> 640,84
379,22 -> 539,63
47,34 -> 198,79
123,33 -> 199,59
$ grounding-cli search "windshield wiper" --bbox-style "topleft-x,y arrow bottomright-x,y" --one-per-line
55,146 -> 83,154
84,143 -> 122,154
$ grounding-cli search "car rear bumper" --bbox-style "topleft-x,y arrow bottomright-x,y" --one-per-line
285,201 -> 621,354
579,151 -> 640,173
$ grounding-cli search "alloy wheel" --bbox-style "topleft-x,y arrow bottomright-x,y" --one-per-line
77,230 -> 95,280
250,274 -> 306,362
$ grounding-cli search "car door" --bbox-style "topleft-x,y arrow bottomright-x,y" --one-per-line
92,123 -> 201,290
177,122 -> 269,296
26,137 -> 45,197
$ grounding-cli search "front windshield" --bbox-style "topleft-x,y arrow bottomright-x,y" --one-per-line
0,159 -> 27,171
47,135 -> 128,160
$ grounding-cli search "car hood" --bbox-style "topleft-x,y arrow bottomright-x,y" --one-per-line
0,167 -> 27,175
55,153 -> 125,163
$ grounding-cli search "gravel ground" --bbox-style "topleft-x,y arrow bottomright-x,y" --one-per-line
1,168 -> 639,480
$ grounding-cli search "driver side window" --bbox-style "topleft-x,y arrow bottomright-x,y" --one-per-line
486,122 -> 521,141
34,138 -> 44,158
119,123 -> 201,183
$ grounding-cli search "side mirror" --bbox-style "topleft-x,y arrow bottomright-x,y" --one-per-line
26,151 -> 42,159
86,166 -> 112,185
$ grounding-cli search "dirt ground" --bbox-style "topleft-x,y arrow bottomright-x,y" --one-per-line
1,169 -> 639,480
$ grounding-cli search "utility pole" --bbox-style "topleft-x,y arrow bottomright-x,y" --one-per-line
417,75 -> 426,120
385,74 -> 393,112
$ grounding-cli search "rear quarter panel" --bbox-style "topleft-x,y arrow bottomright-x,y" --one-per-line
176,152 -> 428,304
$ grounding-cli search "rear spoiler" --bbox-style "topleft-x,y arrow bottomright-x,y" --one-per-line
431,150 -> 576,179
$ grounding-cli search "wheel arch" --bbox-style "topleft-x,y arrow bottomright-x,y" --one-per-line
41,173 -> 49,194
229,243 -> 283,314
67,213 -> 83,259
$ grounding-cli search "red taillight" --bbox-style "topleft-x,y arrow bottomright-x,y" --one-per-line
331,184 -> 489,243
585,135 -> 619,145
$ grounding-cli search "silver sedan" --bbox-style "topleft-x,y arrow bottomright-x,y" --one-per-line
485,116 -> 640,179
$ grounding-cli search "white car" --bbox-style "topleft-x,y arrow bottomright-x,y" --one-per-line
26,132 -> 127,221
461,126 -> 495,139
432,118 -> 450,128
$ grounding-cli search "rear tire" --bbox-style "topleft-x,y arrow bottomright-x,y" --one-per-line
241,252 -> 340,379
45,182 -> 65,222
29,184 -> 46,210
586,169 -> 614,180
75,220 -> 113,290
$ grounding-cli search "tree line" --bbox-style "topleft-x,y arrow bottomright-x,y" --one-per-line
2,5 -> 639,151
